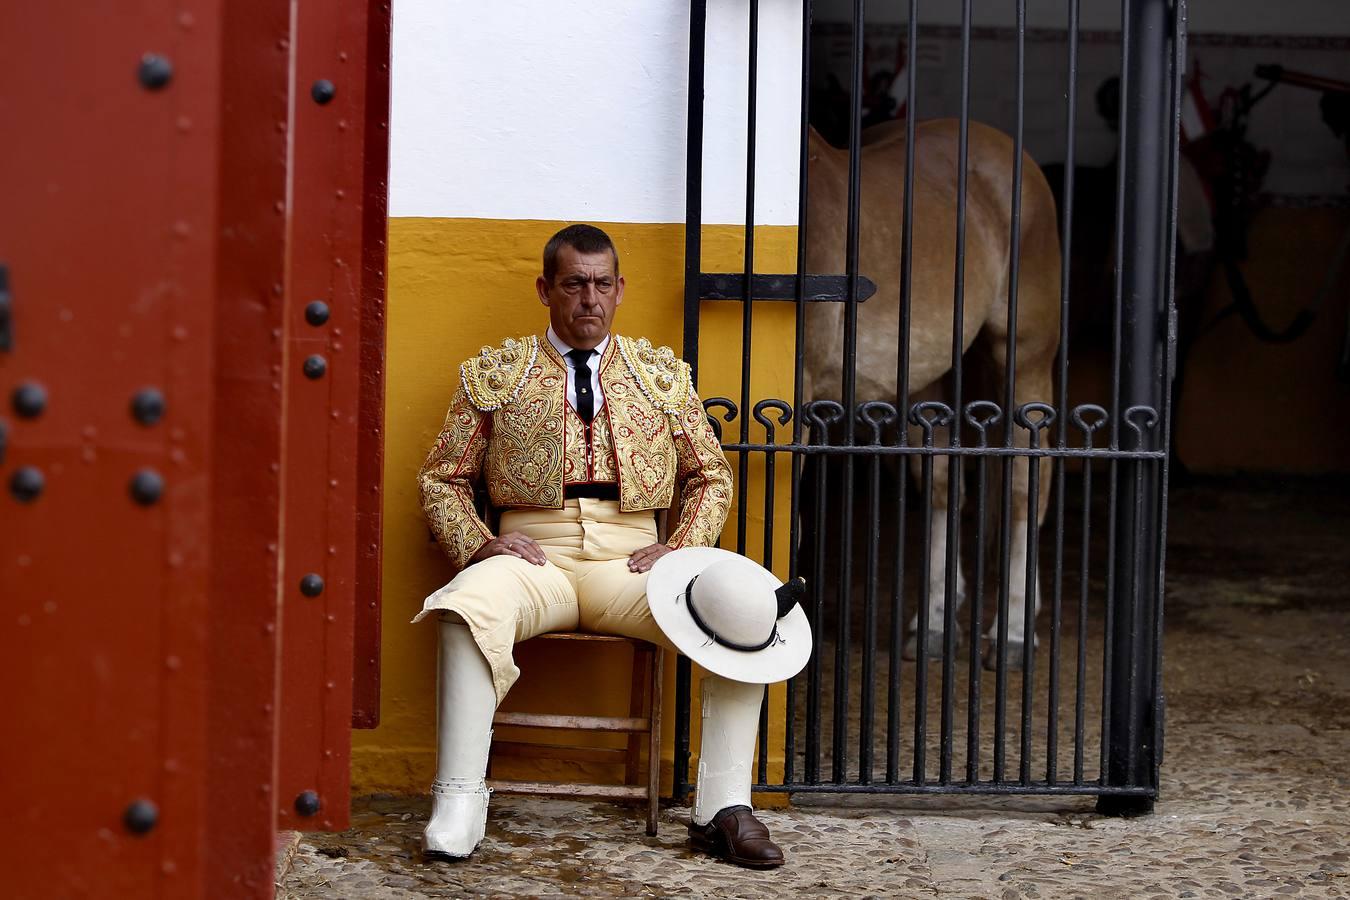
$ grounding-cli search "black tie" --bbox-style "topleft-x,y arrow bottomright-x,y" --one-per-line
566,349 -> 595,424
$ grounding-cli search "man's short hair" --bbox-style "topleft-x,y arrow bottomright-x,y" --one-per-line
543,224 -> 619,284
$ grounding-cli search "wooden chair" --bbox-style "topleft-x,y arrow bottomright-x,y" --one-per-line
487,632 -> 666,835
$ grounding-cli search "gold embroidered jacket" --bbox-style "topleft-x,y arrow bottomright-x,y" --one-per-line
419,333 -> 734,572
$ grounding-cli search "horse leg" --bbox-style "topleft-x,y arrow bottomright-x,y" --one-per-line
901,391 -> 968,661
984,361 -> 1055,671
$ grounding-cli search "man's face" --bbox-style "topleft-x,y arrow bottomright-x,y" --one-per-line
536,245 -> 624,350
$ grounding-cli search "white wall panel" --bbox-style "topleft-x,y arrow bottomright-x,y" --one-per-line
390,1 -> 804,225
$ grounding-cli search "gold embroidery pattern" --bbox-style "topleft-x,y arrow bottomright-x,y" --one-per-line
485,365 -> 566,508
563,403 -> 619,484
459,335 -> 537,411
666,389 -> 734,549
562,403 -> 586,483
616,335 -> 692,420
589,409 -> 618,483
603,375 -> 676,510
418,385 -> 493,572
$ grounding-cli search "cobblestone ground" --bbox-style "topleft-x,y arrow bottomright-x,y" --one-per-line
279,476 -> 1350,898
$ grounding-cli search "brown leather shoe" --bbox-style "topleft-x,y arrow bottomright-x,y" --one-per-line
688,805 -> 785,869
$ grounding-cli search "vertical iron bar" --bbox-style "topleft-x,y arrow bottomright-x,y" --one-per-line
806,424 -> 828,783
1100,459 -> 1118,785
994,451 -> 1013,783
985,0 -> 1014,784
1099,0 -> 1171,816
915,435 -> 935,784
833,0 -> 865,785
1047,469 -> 1064,786
1099,0 -> 1133,796
758,684 -> 770,787
736,0 -> 760,558
758,435 -> 778,785
784,651 -> 797,785
1125,449 -> 1146,780
939,0 -> 975,789
674,655 -> 692,802
674,0 -> 708,803
785,0 -> 814,789
1005,0 -> 1031,788
682,0 -> 707,375
861,430 -> 881,783
887,462 -> 909,783
1020,427 -> 1040,786
966,443 -> 989,782
1048,0 -> 1081,788
886,0 -> 920,787
1074,451 -> 1093,784
993,447 -> 1015,782
1150,0 -> 1187,796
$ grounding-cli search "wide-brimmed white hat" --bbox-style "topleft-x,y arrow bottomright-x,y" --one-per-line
647,547 -> 813,684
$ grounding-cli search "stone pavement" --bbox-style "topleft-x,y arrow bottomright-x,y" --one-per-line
278,476 -> 1350,898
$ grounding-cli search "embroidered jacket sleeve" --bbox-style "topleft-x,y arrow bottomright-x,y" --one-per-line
418,385 -> 493,572
665,386 -> 734,549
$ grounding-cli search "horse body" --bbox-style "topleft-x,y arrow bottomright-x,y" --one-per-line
803,118 -> 1062,662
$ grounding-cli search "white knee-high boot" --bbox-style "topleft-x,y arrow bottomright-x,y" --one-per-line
424,617 -> 496,858
692,675 -> 765,826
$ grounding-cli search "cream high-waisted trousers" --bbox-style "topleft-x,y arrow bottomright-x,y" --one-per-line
413,499 -> 677,704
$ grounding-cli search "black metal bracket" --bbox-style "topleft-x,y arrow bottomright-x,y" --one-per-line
0,265 -> 12,352
699,272 -> 877,304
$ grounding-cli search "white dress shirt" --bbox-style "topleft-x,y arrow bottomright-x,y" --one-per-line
546,327 -> 608,415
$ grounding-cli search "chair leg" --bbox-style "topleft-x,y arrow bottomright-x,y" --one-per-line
646,647 -> 664,837
625,644 -> 649,787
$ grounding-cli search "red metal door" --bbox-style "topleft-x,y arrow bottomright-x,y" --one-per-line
1,0 -> 387,895
275,0 -> 389,833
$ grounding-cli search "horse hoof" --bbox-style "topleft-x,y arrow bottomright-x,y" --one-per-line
902,629 -> 961,662
981,640 -> 1032,672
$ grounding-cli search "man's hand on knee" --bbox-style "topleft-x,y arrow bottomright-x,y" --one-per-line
627,543 -> 672,573
471,531 -> 547,566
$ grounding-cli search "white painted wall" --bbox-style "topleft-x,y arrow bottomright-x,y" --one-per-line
813,0 -> 1350,35
389,1 -> 804,225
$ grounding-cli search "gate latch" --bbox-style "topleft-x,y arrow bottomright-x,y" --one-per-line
0,264 -> 11,352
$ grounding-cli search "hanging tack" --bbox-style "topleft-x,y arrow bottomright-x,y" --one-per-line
131,388 -> 166,426
311,79 -> 336,104
12,382 -> 47,419
294,791 -> 321,816
138,54 -> 173,90
299,573 -> 325,597
305,301 -> 331,327
130,468 -> 165,505
10,467 -> 44,502
303,355 -> 327,380
123,798 -> 159,835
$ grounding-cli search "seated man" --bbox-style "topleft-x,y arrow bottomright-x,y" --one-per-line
412,223 -> 785,868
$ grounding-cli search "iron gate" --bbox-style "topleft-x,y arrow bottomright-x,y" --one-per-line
675,0 -> 1182,815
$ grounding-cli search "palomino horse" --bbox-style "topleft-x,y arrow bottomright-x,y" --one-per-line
802,119 -> 1061,668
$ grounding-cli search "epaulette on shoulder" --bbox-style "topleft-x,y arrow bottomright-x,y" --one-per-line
617,335 -> 692,416
458,335 -> 538,411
